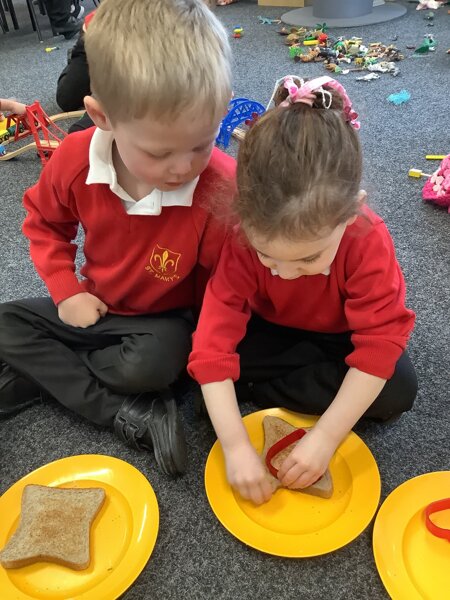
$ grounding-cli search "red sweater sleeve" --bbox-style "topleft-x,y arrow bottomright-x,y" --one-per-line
343,221 -> 415,378
188,235 -> 257,384
22,148 -> 84,305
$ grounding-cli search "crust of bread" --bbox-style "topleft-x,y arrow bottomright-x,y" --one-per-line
261,416 -> 333,499
0,484 -> 106,570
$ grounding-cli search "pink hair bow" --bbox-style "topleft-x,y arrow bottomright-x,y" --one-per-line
280,76 -> 361,130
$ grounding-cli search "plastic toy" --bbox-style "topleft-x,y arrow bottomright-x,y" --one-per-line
232,26 -> 243,39
414,34 -> 437,54
0,144 -> 6,156
356,73 -> 380,81
289,46 -> 304,59
216,98 -> 265,148
424,498 -> 450,540
422,153 -> 450,212
416,0 -> 444,9
258,16 -> 280,25
426,155 -> 447,160
0,100 -> 84,165
409,168 -> 432,178
387,90 -> 411,105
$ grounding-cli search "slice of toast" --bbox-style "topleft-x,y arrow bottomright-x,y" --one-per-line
0,484 -> 106,570
261,416 -> 333,499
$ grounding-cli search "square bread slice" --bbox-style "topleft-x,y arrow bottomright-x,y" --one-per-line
261,415 -> 333,499
0,484 -> 106,570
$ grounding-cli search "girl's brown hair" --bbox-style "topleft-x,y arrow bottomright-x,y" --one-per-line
235,78 -> 362,241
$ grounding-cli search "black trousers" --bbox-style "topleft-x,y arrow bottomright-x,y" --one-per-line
0,298 -> 193,426
236,316 -> 417,420
56,31 -> 91,112
43,0 -> 72,28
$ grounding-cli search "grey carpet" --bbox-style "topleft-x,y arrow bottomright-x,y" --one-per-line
0,1 -> 449,599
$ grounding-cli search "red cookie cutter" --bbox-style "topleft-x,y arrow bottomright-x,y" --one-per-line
265,428 -> 307,477
424,498 -> 450,541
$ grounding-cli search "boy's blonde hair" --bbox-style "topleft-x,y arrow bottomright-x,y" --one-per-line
85,0 -> 231,123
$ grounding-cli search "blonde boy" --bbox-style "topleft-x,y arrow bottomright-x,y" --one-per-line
0,0 -> 234,476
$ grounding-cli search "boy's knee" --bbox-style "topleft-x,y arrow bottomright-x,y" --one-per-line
0,302 -> 21,346
115,334 -> 184,393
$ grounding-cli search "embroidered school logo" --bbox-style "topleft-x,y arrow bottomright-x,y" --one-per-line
146,245 -> 181,281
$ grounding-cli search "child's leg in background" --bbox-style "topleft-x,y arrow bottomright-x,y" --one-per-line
237,316 -> 417,421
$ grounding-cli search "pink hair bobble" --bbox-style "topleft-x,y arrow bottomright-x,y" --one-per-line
280,75 -> 361,130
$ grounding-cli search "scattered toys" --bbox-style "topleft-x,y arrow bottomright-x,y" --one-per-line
45,46 -> 59,53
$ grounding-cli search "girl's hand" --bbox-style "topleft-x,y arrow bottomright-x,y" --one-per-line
277,427 -> 336,490
224,441 -> 274,505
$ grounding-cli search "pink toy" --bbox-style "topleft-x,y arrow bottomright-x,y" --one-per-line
422,154 -> 450,212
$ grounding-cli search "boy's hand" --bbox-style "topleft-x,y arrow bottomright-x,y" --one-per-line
277,427 -> 336,490
58,292 -> 108,328
224,441 -> 273,505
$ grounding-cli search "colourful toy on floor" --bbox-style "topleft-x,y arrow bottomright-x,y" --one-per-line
232,26 -> 243,38
0,101 -> 67,166
422,153 -> 450,212
387,90 -> 411,105
216,98 -> 265,148
0,100 -> 83,166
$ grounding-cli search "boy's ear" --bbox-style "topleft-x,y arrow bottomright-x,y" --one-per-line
84,96 -> 112,131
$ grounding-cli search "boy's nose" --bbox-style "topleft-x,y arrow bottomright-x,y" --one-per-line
170,155 -> 193,176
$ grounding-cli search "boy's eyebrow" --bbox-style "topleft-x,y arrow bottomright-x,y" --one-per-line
255,248 -> 323,262
141,136 -> 217,153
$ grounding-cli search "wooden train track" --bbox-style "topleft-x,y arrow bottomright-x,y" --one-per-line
0,140 -> 60,161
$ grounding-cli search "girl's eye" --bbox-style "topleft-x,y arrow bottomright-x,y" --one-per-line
301,256 -> 320,264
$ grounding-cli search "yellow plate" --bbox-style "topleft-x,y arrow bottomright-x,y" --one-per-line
0,454 -> 159,600
205,408 -> 380,557
373,471 -> 450,600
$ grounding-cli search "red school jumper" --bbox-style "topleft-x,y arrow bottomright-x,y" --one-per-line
22,128 -> 235,315
188,208 -> 415,382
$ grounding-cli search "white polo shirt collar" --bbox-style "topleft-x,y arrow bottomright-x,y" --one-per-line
85,128 -> 199,215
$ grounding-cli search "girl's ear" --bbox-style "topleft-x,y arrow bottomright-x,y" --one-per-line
83,96 -> 113,131
346,191 -> 367,227
356,189 -> 367,206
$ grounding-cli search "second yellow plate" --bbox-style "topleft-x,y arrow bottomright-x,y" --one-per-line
373,471 -> 450,600
0,454 -> 159,600
205,408 -> 381,557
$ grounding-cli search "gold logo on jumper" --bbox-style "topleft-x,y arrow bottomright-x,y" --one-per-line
146,245 -> 181,281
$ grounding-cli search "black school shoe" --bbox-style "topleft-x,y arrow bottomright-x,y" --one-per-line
0,362 -> 42,419
114,389 -> 187,476
56,15 -> 83,40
